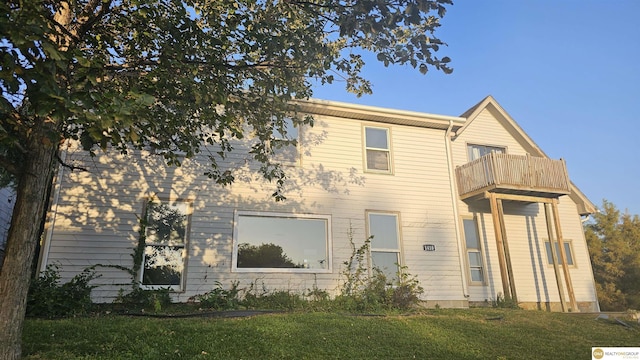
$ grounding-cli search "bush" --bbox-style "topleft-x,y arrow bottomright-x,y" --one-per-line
191,281 -> 241,310
27,264 -> 99,318
242,282 -> 304,310
114,287 -> 172,312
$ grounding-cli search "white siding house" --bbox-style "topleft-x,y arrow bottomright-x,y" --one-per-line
37,96 -> 599,311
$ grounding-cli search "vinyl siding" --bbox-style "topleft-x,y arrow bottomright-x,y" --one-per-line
44,113 -> 466,303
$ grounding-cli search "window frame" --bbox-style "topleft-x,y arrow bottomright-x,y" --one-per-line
467,143 -> 506,162
366,211 -> 403,282
544,239 -> 576,268
232,211 -> 332,273
461,216 -> 487,285
363,125 -> 393,174
139,199 -> 192,291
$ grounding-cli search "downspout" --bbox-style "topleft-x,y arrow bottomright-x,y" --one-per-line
36,142 -> 68,273
445,121 -> 469,300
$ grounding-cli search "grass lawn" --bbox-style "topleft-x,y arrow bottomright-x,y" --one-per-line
23,308 -> 639,359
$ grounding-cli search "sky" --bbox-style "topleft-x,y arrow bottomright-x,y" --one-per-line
311,0 -> 640,216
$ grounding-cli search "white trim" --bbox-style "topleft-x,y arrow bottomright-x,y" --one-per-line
363,125 -> 393,174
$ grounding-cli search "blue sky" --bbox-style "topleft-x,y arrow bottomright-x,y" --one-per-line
312,0 -> 640,216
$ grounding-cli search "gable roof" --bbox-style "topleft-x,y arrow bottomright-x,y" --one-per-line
455,95 -> 596,215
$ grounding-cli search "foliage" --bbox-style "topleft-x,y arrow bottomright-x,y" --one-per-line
114,287 -> 172,312
190,281 -> 241,311
22,310 -> 640,359
337,227 -> 424,312
241,281 -> 304,311
26,264 -> 99,318
492,292 -> 520,309
585,200 -> 640,311
340,227 -> 372,297
0,0 -> 453,194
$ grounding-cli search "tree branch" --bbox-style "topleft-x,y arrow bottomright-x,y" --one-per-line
55,152 -> 88,172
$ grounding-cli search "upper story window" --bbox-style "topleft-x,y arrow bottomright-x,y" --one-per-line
141,200 -> 191,290
271,118 -> 300,165
467,144 -> 505,161
364,126 -> 392,173
232,211 -> 332,273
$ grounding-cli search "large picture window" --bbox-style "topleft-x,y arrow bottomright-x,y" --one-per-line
367,212 -> 402,282
141,200 -> 191,290
462,217 -> 485,284
233,212 -> 331,272
364,126 -> 392,173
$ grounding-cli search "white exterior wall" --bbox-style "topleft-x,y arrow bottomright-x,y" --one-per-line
43,113 -> 466,304
451,107 -> 598,310
41,99 -> 598,311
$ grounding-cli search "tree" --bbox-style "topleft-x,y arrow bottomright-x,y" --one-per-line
585,200 -> 640,310
0,0 -> 452,357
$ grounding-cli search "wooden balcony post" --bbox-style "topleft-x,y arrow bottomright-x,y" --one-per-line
551,199 -> 578,311
544,202 -> 567,312
497,198 -> 517,303
489,192 -> 512,301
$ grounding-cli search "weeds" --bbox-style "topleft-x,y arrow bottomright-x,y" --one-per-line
27,264 -> 99,318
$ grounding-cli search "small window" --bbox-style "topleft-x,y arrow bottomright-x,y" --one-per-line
233,212 -> 331,272
467,144 -> 505,161
367,212 -> 401,282
545,240 -> 575,266
364,126 -> 392,173
141,200 -> 191,290
463,217 -> 485,284
271,118 -> 299,164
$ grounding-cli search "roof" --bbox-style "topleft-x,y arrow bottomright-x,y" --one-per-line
293,98 -> 466,130
455,95 -> 596,215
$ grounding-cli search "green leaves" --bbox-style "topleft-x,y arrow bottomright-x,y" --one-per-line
1,0 -> 453,194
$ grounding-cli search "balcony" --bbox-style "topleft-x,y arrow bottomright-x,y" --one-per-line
455,153 -> 572,200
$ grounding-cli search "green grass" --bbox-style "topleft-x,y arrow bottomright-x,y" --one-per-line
23,309 -> 639,359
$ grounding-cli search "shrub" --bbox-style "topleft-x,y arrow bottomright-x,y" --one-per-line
242,282 -> 303,310
27,264 -> 99,318
114,287 -> 172,312
191,281 -> 241,310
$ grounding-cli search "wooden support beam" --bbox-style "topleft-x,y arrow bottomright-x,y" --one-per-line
551,199 -> 578,312
489,193 -> 512,300
483,192 -> 556,204
544,202 -> 567,312
497,198 -> 517,303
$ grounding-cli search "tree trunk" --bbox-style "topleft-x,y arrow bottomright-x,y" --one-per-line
0,118 -> 59,360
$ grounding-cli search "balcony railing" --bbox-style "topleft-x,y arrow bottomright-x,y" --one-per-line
455,153 -> 572,200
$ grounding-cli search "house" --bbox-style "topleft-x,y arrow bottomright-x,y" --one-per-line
36,96 -> 599,312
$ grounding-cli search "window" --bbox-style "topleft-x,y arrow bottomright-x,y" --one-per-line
462,217 -> 485,284
271,118 -> 299,164
364,126 -> 392,172
545,240 -> 575,266
141,200 -> 191,289
367,212 -> 402,282
233,211 -> 331,272
467,144 -> 505,161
